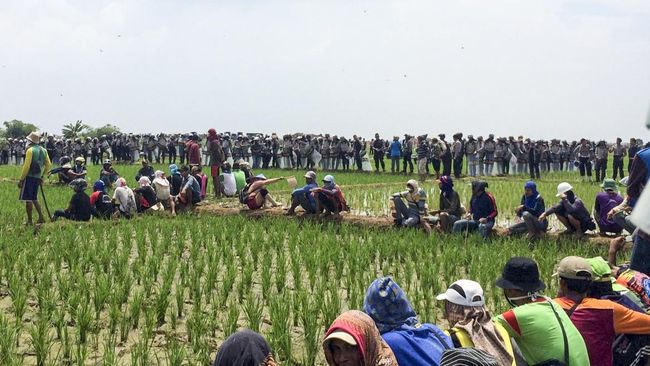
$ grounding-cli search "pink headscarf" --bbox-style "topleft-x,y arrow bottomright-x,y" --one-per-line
208,128 -> 218,142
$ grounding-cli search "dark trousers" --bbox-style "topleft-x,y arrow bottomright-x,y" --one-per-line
612,157 -> 624,180
168,148 -> 176,164
453,157 -> 463,178
502,159 -> 510,175
442,156 -> 452,176
355,154 -> 362,170
374,153 -> 385,171
595,158 -> 607,182
431,158 -> 441,175
402,152 -> 413,173
529,161 -> 540,179
578,157 -> 592,177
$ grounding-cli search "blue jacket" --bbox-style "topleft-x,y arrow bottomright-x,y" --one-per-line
291,182 -> 317,206
519,194 -> 545,218
390,141 -> 402,157
383,325 -> 452,366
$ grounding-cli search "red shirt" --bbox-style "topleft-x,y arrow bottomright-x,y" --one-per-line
188,142 -> 201,165
90,191 -> 102,205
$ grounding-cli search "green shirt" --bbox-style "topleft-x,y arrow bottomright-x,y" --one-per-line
233,170 -> 246,193
495,299 -> 590,365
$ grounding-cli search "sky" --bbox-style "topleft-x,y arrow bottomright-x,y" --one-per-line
1,0 -> 649,140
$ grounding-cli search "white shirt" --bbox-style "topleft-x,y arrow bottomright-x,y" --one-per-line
221,172 -> 237,196
113,186 -> 136,213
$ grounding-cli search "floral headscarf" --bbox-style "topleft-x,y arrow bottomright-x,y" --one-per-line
363,277 -> 419,333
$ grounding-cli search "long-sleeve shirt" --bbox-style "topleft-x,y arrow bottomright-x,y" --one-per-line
207,139 -> 225,166
292,182 -> 317,206
518,195 -> 545,218
545,197 -> 591,222
20,145 -> 52,180
416,142 -> 430,159
389,141 -> 402,157
626,147 -> 650,206
439,191 -> 462,217
470,192 -> 498,221
187,142 -> 201,165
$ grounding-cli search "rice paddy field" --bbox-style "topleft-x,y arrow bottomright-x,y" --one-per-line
0,162 -> 629,365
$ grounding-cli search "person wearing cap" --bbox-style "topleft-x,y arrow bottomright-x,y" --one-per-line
585,256 -> 647,313
371,133 -> 386,173
437,279 -> 515,365
451,133 -> 464,179
56,162 -> 77,184
100,159 -> 119,188
594,140 -> 609,182
240,174 -> 283,210
452,180 -> 497,239
439,348 -> 499,366
465,135 -> 478,177
429,176 -> 463,232
553,256 -> 650,366
323,310 -> 398,366
72,156 -> 87,179
538,182 -> 595,238
390,179 -> 428,230
52,178 -> 92,222
90,180 -> 114,219
18,131 -> 51,225
494,257 -> 590,365
593,179 -> 624,235
287,171 -> 319,215
508,181 -> 548,239
312,175 -> 348,218
606,177 -> 637,235
213,329 -> 277,366
363,277 -> 452,366
574,138 -> 594,182
135,159 -> 155,183
389,136 -> 401,174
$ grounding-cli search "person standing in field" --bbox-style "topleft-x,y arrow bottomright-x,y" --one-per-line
186,134 -> 202,167
611,137 -> 626,180
451,132 -> 464,179
574,138 -> 594,181
465,135 -> 478,177
371,133 -> 386,173
628,137 -> 639,174
401,134 -> 414,175
416,135 -> 430,182
18,131 -> 51,226
594,140 -> 609,182
440,134 -> 452,177
207,128 -> 225,198
389,136 -> 401,174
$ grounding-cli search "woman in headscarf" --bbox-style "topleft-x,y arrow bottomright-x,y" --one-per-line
312,175 -> 348,218
430,176 -> 463,232
52,178 -> 92,222
390,179 -> 428,230
168,164 -> 183,196
90,180 -> 114,219
213,329 -> 276,366
153,170 -> 176,215
452,180 -> 498,239
437,280 -> 516,366
507,181 -> 547,239
134,176 -> 158,212
363,277 -> 452,365
323,310 -> 398,366
112,177 -> 137,218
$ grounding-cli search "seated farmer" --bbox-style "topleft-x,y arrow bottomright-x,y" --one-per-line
437,280 -> 516,366
363,277 -> 453,366
594,179 -> 624,235
430,176 -> 463,232
167,164 -> 183,196
112,177 -> 137,218
176,165 -> 202,210
494,257 -> 590,365
219,162 -> 237,197
452,180 -> 497,238
538,182 -> 596,238
72,156 -> 87,179
191,165 -> 208,200
89,180 -> 114,219
232,160 -> 248,194
553,256 -> 650,366
100,159 -> 119,188
390,179 -> 427,229
312,175 -> 349,218
153,170 -> 176,215
508,181 -> 547,238
53,178 -> 92,222
57,163 -> 76,184
239,174 -> 283,210
323,310 -> 398,366
287,171 -> 319,215
134,176 -> 158,212
607,176 -> 637,235
135,159 -> 155,182
213,329 -> 276,366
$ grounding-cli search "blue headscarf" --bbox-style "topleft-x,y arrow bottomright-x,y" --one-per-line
523,181 -> 539,209
93,180 -> 105,192
169,164 -> 179,176
363,277 -> 419,333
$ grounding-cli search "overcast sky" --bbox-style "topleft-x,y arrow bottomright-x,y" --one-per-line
1,0 -> 649,140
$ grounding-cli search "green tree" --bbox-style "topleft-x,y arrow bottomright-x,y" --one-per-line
3,120 -> 39,139
62,120 -> 90,139
86,124 -> 121,138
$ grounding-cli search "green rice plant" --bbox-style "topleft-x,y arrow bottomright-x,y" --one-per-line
239,259 -> 254,302
261,255 -> 273,300
275,251 -> 287,294
35,269 -> 55,319
268,293 -> 292,364
108,299 -> 121,336
130,289 -> 144,330
220,261 -> 237,307
155,285 -> 172,326
101,335 -> 118,366
75,301 -> 93,344
0,313 -> 19,365
52,305 -> 66,341
74,342 -> 88,366
92,271 -> 111,320
300,291 -> 321,366
165,336 -> 186,366
174,283 -> 185,318
224,299 -> 240,338
243,294 -> 264,333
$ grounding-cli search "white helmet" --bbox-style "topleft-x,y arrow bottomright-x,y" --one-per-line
556,182 -> 573,197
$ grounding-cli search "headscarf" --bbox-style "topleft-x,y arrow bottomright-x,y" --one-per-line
213,329 -> 277,366
323,175 -> 335,190
471,180 -> 487,196
116,177 -> 128,188
440,348 -> 499,366
523,181 -> 539,210
323,310 -> 398,366
444,302 -> 513,366
138,176 -> 151,187
169,164 -> 179,176
93,180 -> 105,192
363,277 -> 418,333
439,176 -> 454,197
208,128 -> 218,142
69,178 -> 87,192
153,170 -> 169,187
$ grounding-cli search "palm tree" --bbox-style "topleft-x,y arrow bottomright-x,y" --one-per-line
62,120 -> 89,139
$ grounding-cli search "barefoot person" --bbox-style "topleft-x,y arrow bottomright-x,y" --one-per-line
312,175 -> 348,218
240,174 -> 283,210
538,182 -> 596,238
18,132 -> 51,226
507,181 -> 547,239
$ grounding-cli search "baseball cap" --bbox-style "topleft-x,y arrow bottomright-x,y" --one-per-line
585,257 -> 612,283
324,331 -> 357,346
304,171 -> 316,180
436,280 -> 485,306
553,256 -> 593,280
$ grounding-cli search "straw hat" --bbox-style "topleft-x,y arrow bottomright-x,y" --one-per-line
26,131 -> 41,144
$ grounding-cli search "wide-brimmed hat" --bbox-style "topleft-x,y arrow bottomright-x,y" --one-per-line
601,179 -> 617,191
496,257 -> 546,293
26,131 -> 41,144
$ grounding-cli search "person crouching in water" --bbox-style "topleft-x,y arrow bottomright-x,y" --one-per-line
153,170 -> 176,215
312,175 -> 348,218
390,179 -> 431,234
89,180 -> 114,219
240,174 -> 283,210
287,171 -> 319,215
453,180 -> 498,239
538,182 -> 596,238
53,178 -> 92,222
508,181 -> 547,239
430,175 -> 463,232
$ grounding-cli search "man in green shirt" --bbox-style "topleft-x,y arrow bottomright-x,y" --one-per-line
18,132 -> 52,226
494,257 -> 590,365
